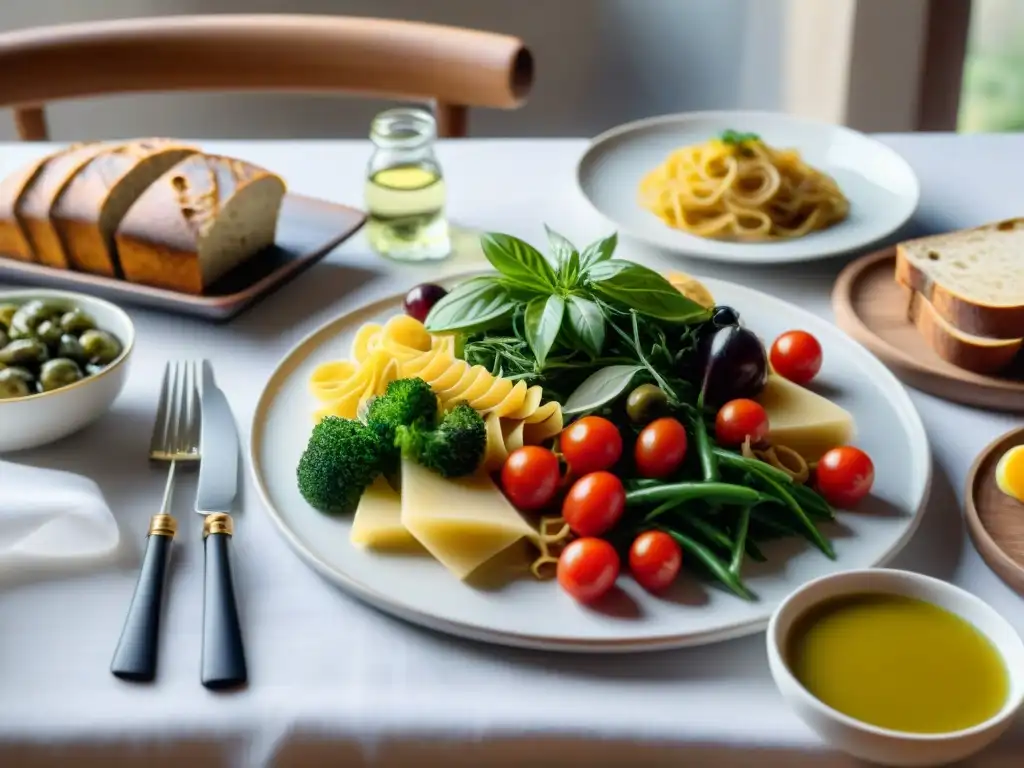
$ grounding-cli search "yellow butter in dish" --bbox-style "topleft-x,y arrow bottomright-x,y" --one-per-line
995,445 -> 1024,503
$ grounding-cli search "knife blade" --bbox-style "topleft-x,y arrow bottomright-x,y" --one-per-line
196,360 -> 247,690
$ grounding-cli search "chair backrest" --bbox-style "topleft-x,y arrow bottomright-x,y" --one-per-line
0,14 -> 535,140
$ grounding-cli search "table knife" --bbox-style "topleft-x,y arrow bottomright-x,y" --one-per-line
196,360 -> 247,689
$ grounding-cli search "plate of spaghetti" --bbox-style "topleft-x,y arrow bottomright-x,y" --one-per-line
577,111 -> 919,264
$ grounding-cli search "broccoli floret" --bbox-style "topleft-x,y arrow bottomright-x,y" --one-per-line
297,416 -> 382,515
366,377 -> 439,475
395,402 -> 486,478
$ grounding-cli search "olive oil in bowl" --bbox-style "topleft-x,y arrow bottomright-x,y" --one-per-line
787,593 -> 1009,734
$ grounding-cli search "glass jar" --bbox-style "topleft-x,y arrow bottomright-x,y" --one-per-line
363,107 -> 451,262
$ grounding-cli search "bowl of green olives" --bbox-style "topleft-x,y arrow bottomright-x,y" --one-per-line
0,290 -> 134,452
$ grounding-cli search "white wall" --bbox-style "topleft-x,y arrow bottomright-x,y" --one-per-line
0,0 -> 784,141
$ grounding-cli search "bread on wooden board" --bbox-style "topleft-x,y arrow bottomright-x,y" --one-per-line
116,153 -> 287,294
904,285 -> 1022,375
52,139 -> 199,277
17,141 -> 119,270
895,219 -> 1024,340
0,153 -> 56,262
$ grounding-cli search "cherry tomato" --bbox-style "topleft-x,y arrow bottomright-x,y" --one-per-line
562,471 -> 626,537
560,416 -> 623,475
557,537 -> 620,603
629,531 -> 683,593
635,417 -> 688,478
500,446 -> 561,511
770,330 -> 823,385
715,399 -> 770,447
816,446 -> 875,508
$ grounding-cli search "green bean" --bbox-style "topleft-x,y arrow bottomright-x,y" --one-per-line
748,465 -> 834,559
729,506 -> 751,577
791,483 -> 836,520
662,528 -> 755,601
675,514 -> 733,552
628,482 -> 766,509
745,538 -> 767,562
713,447 -> 794,485
693,412 -> 719,482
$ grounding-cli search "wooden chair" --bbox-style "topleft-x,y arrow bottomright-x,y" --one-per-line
0,14 -> 535,141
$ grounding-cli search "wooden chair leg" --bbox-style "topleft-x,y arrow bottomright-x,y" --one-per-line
435,103 -> 468,138
14,105 -> 49,141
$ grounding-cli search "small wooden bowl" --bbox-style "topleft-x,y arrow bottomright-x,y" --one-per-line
966,427 -> 1024,595
831,248 -> 1024,412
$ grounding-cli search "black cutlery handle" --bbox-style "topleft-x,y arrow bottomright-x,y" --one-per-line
201,513 -> 247,689
110,514 -> 177,682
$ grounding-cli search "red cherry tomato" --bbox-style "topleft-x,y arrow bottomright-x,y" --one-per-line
629,531 -> 683,593
560,416 -> 623,476
557,537 -> 620,603
770,330 -> 823,385
562,471 -> 626,537
635,417 -> 688,478
715,399 -> 770,447
500,446 -> 561,511
816,446 -> 874,508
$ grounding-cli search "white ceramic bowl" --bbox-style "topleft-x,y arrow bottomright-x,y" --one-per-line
767,569 -> 1024,767
0,289 -> 135,453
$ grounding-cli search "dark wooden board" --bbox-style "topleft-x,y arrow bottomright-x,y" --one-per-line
0,193 -> 366,322
831,247 -> 1024,412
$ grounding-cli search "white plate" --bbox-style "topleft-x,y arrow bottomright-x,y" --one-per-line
576,111 -> 921,265
250,274 -> 931,652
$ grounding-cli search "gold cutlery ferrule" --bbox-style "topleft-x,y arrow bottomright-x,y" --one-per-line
203,513 -> 234,538
148,514 -> 177,538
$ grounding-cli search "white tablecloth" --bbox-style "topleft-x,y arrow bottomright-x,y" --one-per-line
0,135 -> 1021,768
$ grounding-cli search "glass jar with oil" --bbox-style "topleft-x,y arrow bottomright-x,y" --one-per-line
364,107 -> 451,262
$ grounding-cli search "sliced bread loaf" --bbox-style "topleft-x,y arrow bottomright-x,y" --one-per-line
116,154 -> 286,294
895,219 -> 1024,340
52,139 -> 199,277
0,152 -> 56,261
17,141 -> 115,269
904,286 -> 1022,375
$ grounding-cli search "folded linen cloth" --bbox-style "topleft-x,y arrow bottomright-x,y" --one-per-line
0,461 -> 121,581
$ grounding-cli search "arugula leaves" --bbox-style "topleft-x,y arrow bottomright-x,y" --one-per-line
424,227 -> 710,368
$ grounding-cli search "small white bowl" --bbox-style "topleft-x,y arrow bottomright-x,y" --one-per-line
767,568 -> 1024,767
0,289 -> 135,453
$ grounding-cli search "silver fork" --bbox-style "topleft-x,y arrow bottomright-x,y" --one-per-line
111,360 -> 200,682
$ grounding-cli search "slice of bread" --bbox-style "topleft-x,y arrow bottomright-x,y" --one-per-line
52,139 -> 199,277
17,141 -> 119,269
895,219 -> 1024,340
0,152 -> 57,261
116,154 -> 286,294
904,286 -> 1022,375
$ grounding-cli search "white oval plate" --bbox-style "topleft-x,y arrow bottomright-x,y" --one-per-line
250,274 -> 931,652
576,111 -> 920,265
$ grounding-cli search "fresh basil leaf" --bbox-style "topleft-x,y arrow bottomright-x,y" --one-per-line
579,231 -> 618,272
544,225 -> 577,270
591,261 -> 710,322
524,294 -> 565,369
586,258 -> 630,282
563,364 -> 644,415
565,295 -> 605,357
424,277 -> 516,333
481,233 -> 558,292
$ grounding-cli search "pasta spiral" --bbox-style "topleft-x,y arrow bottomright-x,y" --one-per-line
638,136 -> 849,241
309,314 -> 563,470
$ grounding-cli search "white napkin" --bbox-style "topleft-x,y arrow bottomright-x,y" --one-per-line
0,461 -> 121,581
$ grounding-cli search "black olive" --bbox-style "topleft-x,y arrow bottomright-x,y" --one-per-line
712,305 -> 740,328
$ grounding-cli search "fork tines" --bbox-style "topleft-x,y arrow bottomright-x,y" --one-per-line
150,360 -> 201,462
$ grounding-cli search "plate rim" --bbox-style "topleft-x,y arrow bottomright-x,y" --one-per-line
575,109 -> 922,265
249,269 -> 933,653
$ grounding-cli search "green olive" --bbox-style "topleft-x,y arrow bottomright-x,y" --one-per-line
9,300 -> 53,338
38,358 -> 83,392
59,307 -> 96,335
625,383 -> 669,424
0,338 -> 49,367
35,319 -> 64,348
0,329 -> 7,349
0,303 -> 17,330
0,368 -> 31,399
80,329 -> 122,365
57,333 -> 86,362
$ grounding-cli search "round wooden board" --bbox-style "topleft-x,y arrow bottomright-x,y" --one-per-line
831,247 -> 1024,412
966,427 -> 1024,595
